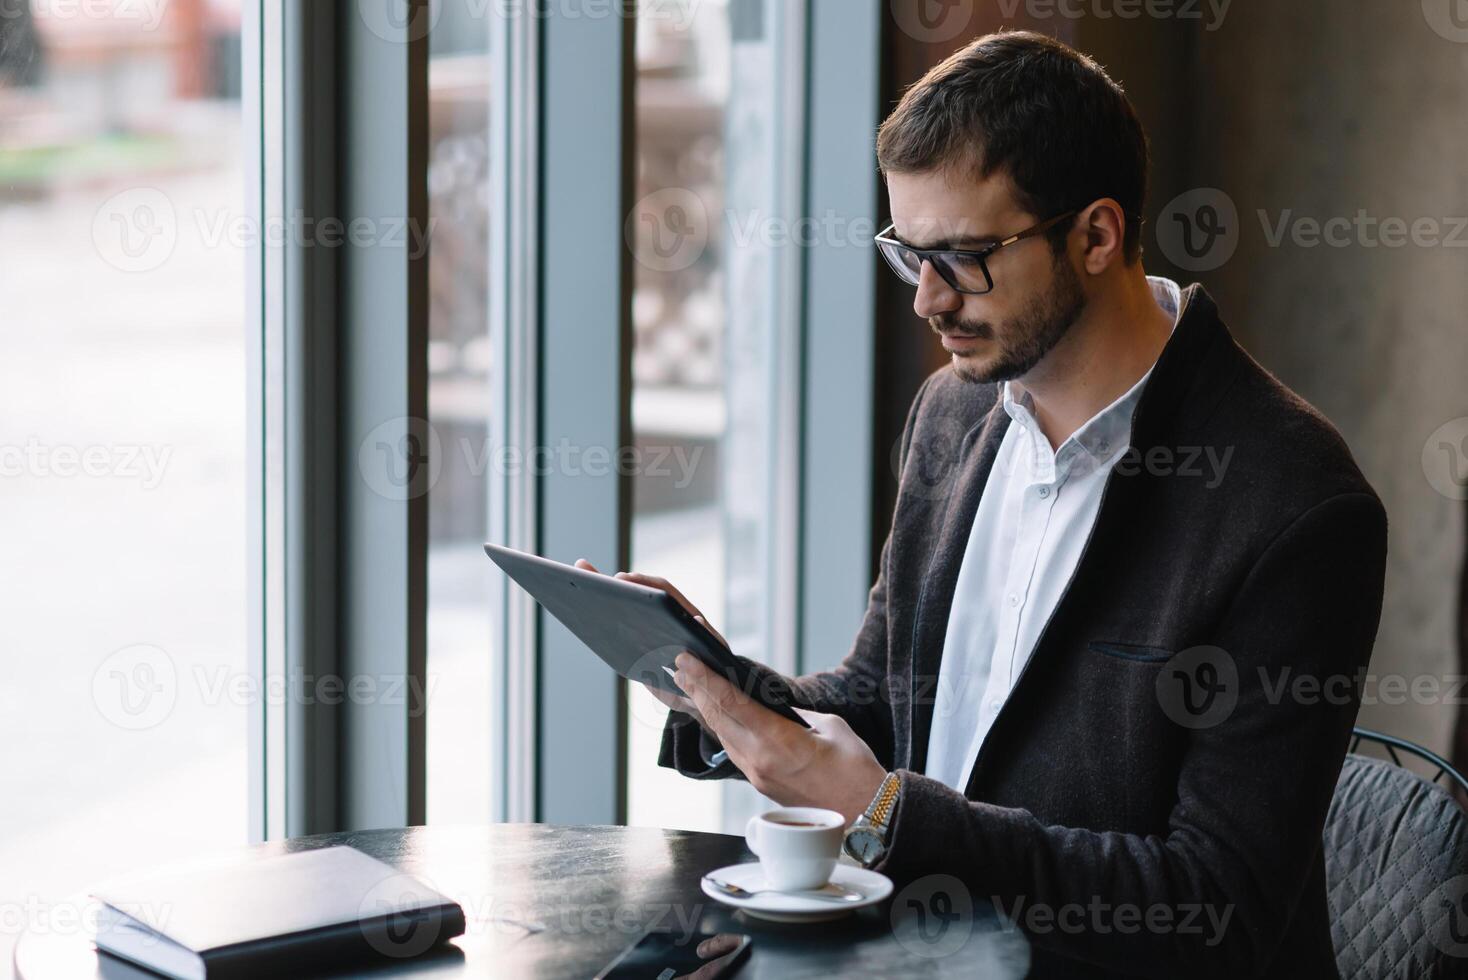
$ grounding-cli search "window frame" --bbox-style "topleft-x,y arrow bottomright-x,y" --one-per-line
531,1 -> 637,825
797,0 -> 883,674
251,0 -> 886,832
488,0 -> 543,824
249,0 -> 436,838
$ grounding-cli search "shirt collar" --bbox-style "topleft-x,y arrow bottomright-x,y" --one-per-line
1002,277 -> 1184,460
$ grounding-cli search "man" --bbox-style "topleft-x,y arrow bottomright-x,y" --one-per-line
583,31 -> 1385,978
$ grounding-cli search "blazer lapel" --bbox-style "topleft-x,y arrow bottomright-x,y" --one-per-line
905,400 -> 1011,774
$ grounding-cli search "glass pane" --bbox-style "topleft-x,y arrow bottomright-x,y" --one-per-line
0,0 -> 246,956
425,1 -> 496,824
627,0 -> 793,833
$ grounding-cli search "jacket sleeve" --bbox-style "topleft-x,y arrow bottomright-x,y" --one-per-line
658,373 -> 938,779
877,491 -> 1387,979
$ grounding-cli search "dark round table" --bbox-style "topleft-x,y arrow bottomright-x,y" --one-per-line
14,824 -> 1029,978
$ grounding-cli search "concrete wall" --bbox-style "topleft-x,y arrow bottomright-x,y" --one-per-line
1165,3 -> 1468,755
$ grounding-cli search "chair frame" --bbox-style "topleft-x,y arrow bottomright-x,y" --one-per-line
1350,726 -> 1468,797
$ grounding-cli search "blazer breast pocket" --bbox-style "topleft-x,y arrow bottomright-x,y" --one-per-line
1086,640 -> 1174,664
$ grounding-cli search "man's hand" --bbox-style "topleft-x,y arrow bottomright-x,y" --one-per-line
573,558 -> 717,727
672,652 -> 886,824
574,558 -> 887,821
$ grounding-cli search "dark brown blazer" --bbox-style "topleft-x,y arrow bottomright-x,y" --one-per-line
661,284 -> 1388,978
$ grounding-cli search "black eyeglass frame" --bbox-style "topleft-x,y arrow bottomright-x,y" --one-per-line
874,210 -> 1080,295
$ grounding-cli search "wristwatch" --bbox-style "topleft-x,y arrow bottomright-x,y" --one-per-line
843,772 -> 901,868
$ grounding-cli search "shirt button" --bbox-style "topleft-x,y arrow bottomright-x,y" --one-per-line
1038,486 -> 1050,499
1097,441 -> 1110,454
1007,594 -> 1019,607
989,700 -> 1002,712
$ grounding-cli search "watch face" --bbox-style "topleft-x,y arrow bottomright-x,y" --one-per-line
844,828 -> 885,864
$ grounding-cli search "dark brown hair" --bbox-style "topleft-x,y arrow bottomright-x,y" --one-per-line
877,31 -> 1149,262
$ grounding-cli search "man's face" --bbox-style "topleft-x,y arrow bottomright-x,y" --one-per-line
886,170 -> 1086,385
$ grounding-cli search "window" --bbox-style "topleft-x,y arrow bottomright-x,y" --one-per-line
425,0 -> 497,826
625,0 -> 807,833
0,1 -> 879,902
0,0 -> 247,950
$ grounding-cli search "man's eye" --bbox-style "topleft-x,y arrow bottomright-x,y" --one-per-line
947,252 -> 985,267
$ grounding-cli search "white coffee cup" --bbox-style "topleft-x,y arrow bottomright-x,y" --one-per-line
744,807 -> 846,892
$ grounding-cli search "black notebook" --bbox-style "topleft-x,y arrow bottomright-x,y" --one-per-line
91,845 -> 466,979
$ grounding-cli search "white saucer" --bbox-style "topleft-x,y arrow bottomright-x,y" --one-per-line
700,862 -> 893,922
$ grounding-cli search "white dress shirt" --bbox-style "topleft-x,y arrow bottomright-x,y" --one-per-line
923,277 -> 1184,793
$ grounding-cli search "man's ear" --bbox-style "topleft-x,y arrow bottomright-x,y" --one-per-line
1078,198 -> 1128,274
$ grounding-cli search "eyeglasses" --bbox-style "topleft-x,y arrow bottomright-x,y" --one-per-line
874,211 -> 1079,295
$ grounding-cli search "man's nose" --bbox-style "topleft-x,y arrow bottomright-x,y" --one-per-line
913,261 -> 963,320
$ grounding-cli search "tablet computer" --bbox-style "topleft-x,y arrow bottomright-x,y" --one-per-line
484,543 -> 808,728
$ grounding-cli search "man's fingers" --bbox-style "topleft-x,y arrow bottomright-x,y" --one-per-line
619,571 -> 701,620
646,682 -> 701,721
696,934 -> 741,959
595,569 -> 729,651
578,561 -> 689,614
692,614 -> 730,650
620,573 -> 729,651
673,653 -> 801,758
578,560 -> 732,720
675,654 -> 754,746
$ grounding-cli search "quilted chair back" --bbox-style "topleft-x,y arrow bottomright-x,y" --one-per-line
1325,753 -> 1468,978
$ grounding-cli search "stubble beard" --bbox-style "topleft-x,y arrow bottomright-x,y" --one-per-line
936,253 -> 1087,385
